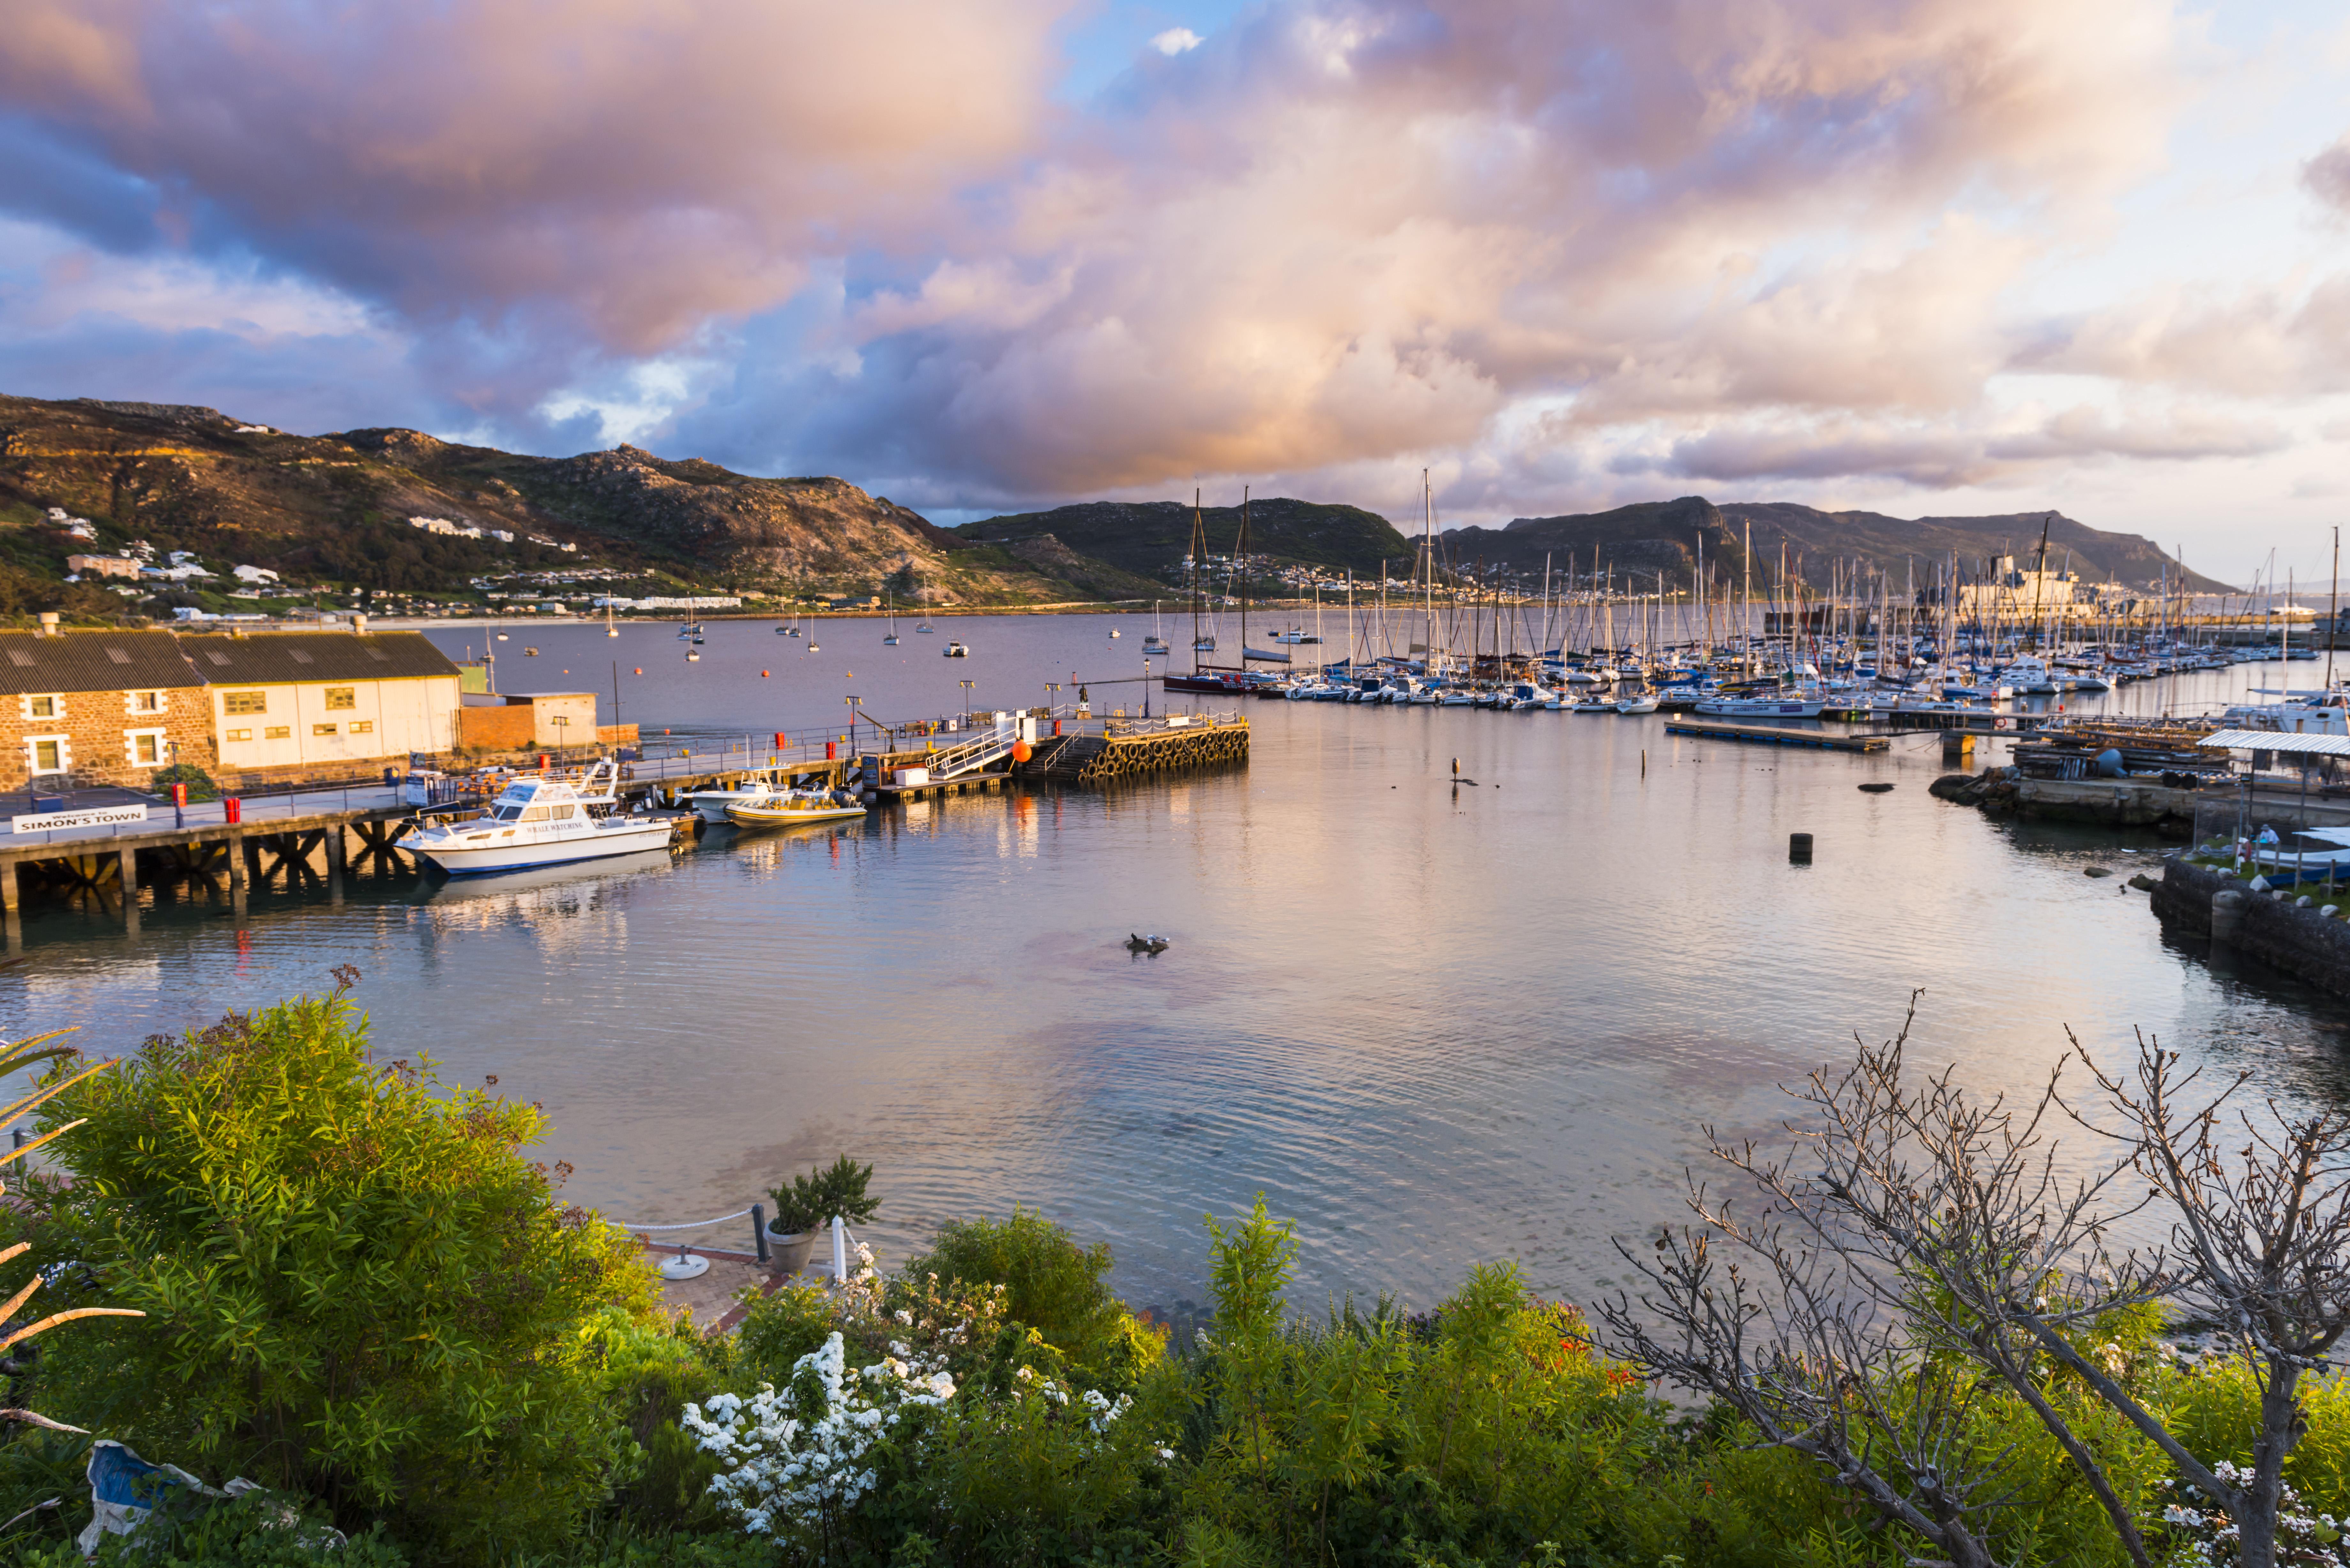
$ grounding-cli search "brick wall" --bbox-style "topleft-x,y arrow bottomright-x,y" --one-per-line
456,703 -> 536,752
0,685 -> 213,792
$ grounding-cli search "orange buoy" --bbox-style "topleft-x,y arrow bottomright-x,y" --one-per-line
762,670 -> 770,677
633,667 -> 642,675
1012,740 -> 1033,764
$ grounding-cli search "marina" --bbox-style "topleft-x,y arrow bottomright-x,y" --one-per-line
5,611 -> 2345,1321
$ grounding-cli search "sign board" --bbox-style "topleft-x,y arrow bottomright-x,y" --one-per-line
11,805 -> 148,835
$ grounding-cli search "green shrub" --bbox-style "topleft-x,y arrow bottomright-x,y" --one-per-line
27,988 -> 659,1563
145,764 -> 220,802
904,1209 -> 1164,1389
764,1155 -> 878,1234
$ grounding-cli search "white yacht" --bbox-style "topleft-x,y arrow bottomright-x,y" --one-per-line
399,763 -> 676,875
681,775 -> 785,824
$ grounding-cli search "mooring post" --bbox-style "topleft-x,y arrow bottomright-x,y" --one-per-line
752,1203 -> 769,1265
326,824 -> 346,905
118,846 -> 139,935
227,831 -> 248,915
1,858 -> 19,955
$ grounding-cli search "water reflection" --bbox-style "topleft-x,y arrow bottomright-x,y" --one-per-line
0,618 -> 2343,1317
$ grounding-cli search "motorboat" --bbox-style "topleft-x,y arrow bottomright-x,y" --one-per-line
943,639 -> 970,658
1109,628 -> 1121,639
724,788 -> 868,829
399,764 -> 677,875
1693,693 -> 1825,718
681,776 -> 785,824
1614,693 -> 1660,714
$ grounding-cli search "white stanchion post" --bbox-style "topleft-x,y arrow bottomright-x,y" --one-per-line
831,1214 -> 847,1283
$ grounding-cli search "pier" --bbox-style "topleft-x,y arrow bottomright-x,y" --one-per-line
1664,721 -> 1891,753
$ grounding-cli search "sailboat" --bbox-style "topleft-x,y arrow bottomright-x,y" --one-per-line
883,596 -> 901,646
1143,601 -> 1171,656
1165,488 -> 1258,695
605,596 -> 619,637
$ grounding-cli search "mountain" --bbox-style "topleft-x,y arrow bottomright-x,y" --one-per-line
1436,497 -> 2233,594
0,395 -> 1137,607
956,498 -> 1416,581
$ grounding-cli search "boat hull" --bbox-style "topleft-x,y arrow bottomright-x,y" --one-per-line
404,817 -> 677,875
724,802 -> 868,829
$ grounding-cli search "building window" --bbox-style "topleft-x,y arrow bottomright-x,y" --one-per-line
28,696 -> 57,720
225,729 -> 252,743
133,691 -> 161,713
223,690 -> 267,715
324,687 -> 356,711
264,726 -> 290,740
129,733 -> 163,765
27,737 -> 66,775
313,723 -> 337,737
349,720 -> 374,734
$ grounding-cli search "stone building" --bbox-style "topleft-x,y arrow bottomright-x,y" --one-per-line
0,628 -> 212,791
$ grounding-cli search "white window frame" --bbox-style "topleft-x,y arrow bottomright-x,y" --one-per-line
19,693 -> 64,722
25,735 -> 70,776
125,690 -> 166,716
125,728 -> 169,767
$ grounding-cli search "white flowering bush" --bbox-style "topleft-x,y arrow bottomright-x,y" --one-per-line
681,1331 -> 956,1542
2162,1462 -> 2348,1568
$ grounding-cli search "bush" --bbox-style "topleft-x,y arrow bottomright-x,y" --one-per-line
145,764 -> 219,802
764,1155 -> 878,1234
27,985 -> 658,1563
903,1210 -> 1163,1388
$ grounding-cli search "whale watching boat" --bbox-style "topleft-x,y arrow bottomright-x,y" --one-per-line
399,762 -> 675,875
724,787 -> 868,829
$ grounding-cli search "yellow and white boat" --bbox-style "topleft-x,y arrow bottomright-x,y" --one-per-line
723,787 -> 868,829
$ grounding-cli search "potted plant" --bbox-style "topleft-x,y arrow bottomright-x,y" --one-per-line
763,1155 -> 880,1274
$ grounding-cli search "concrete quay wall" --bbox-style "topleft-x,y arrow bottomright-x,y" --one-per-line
2152,857 -> 2350,1000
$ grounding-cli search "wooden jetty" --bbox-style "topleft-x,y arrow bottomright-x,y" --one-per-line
1018,713 -> 1250,786
0,709 -> 1252,942
1664,721 -> 1890,753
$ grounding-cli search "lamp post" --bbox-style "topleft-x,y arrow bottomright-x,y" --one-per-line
1044,681 -> 1061,718
1143,655 -> 1152,719
549,712 -> 570,760
845,695 -> 860,757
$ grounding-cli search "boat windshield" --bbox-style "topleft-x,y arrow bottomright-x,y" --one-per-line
490,803 -> 524,821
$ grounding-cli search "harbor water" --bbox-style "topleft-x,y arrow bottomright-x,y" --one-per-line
4,614 -> 2345,1319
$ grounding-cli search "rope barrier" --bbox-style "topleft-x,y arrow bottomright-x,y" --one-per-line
605,1207 -> 755,1233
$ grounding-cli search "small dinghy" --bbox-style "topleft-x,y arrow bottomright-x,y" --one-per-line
1126,933 -> 1171,954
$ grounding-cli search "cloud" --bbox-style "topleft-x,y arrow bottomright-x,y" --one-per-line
2021,279 -> 2350,398
2308,134 -> 2350,217
14,0 -> 2328,529
1643,407 -> 2289,488
0,0 -> 1070,354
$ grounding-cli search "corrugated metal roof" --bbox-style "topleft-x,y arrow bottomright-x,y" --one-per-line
2199,728 -> 2350,756
175,631 -> 459,685
0,631 -> 201,695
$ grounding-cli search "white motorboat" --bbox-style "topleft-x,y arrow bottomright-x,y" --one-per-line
1693,694 -> 1826,718
1613,694 -> 1660,714
943,639 -> 970,658
399,764 -> 677,875
681,775 -> 785,824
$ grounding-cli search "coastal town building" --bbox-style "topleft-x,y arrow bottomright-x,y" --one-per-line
65,555 -> 141,580
177,627 -> 462,773
0,626 -> 212,790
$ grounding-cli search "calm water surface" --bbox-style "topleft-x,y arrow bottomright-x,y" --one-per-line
6,614 -> 2346,1317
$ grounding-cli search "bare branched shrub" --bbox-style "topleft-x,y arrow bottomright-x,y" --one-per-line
1602,996 -> 2350,1568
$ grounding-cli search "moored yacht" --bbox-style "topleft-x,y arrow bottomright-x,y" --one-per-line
399,763 -> 676,875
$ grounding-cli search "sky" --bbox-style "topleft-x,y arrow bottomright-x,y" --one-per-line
0,0 -> 2344,582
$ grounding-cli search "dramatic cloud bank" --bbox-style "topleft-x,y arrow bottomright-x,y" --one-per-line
0,0 -> 2344,561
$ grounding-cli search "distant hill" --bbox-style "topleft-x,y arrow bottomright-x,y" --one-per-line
1437,497 -> 2233,593
957,499 -> 1416,581
0,396 -> 1127,607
